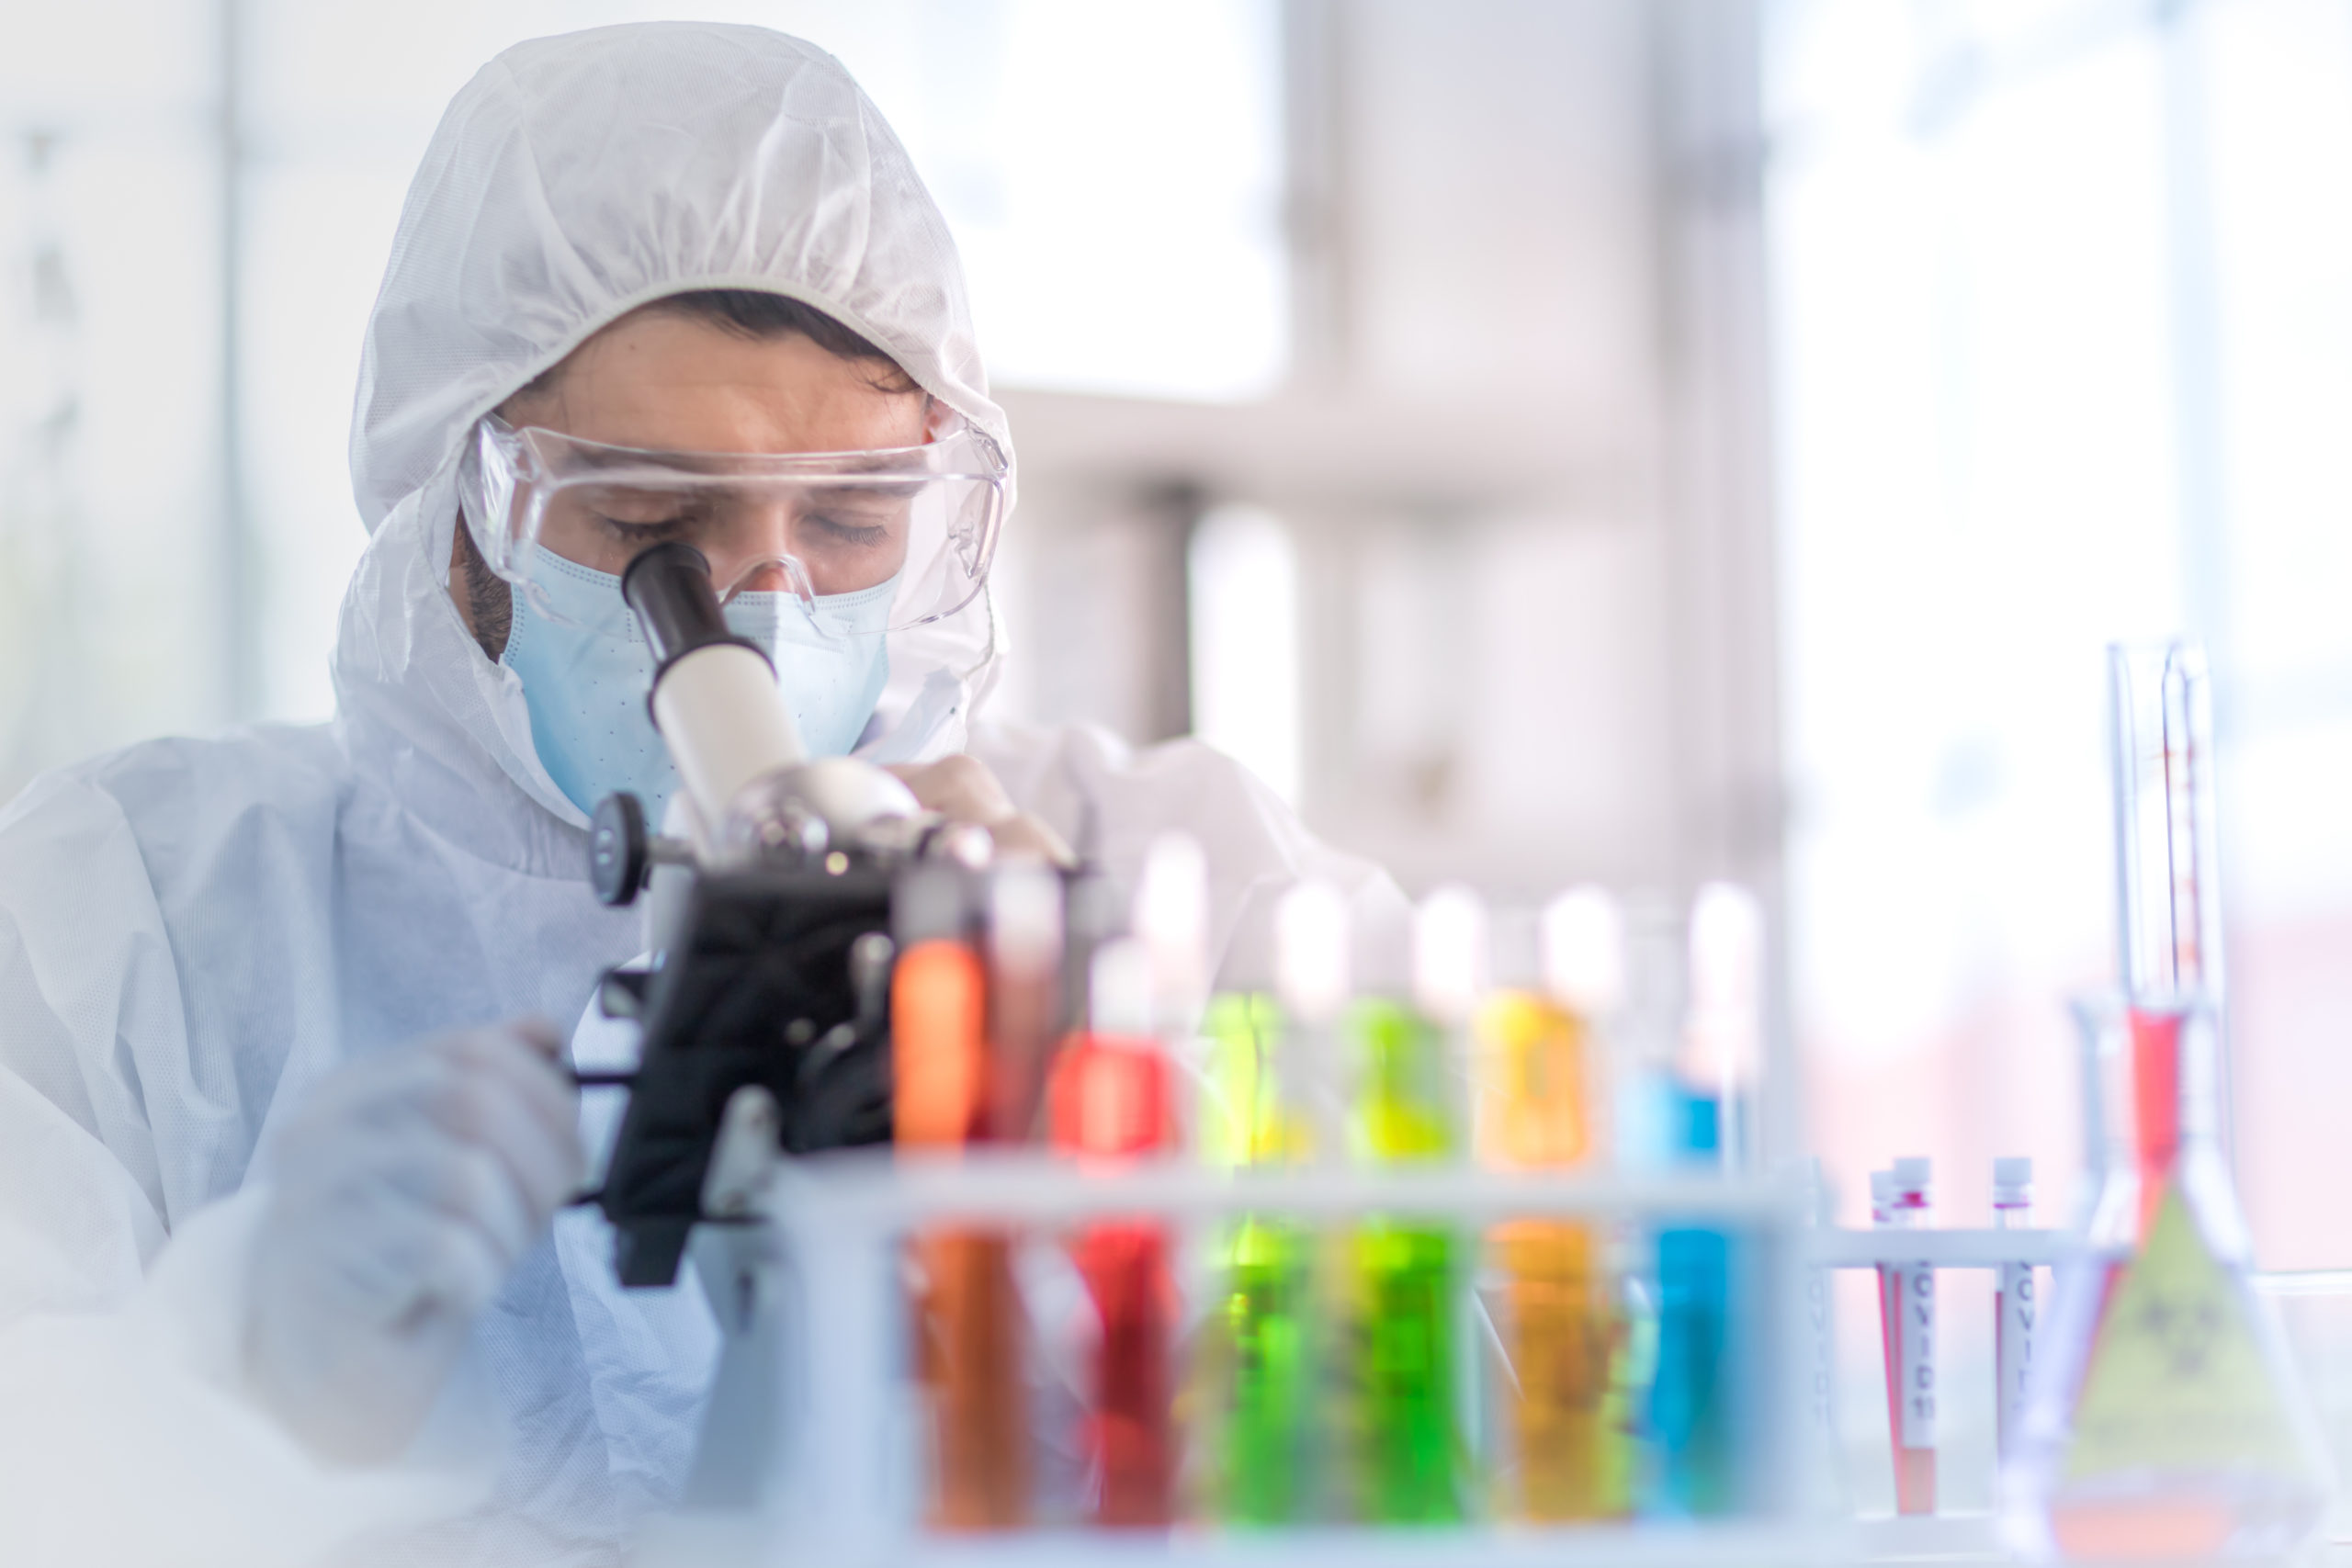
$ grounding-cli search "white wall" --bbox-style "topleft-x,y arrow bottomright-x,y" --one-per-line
993,0 -> 1781,921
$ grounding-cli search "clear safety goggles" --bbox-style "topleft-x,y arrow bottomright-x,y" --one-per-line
455,410 -> 1008,638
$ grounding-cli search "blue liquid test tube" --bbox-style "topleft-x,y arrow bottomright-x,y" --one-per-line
1647,1089 -> 1740,1517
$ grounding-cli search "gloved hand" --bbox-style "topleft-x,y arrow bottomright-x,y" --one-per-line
887,754 -> 1074,866
243,1021 -> 582,1462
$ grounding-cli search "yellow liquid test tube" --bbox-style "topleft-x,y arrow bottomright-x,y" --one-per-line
1474,891 -> 1634,1523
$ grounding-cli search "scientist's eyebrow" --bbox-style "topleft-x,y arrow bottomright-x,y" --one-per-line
562,446 -> 733,477
810,482 -> 921,508
571,485 -> 720,520
560,445 -> 934,477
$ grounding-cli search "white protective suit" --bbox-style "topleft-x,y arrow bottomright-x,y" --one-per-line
0,21 -> 1401,1567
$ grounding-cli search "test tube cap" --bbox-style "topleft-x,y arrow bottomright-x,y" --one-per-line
988,860 -> 1064,977
1891,1156 -> 1932,1196
1684,881 -> 1764,1088
893,860 -> 969,947
1542,885 -> 1625,1015
1869,1168 -> 1895,1221
1135,832 -> 1208,1017
1993,1156 -> 2034,1202
1411,884 -> 1487,1026
1275,879 -> 1351,1024
1089,935 -> 1155,1040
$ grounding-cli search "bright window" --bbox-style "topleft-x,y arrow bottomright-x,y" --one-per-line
1188,504 -> 1302,804
1770,0 -> 2352,1269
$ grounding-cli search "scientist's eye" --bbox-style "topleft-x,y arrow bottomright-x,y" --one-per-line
573,485 -> 707,541
801,513 -> 894,551
591,512 -> 692,542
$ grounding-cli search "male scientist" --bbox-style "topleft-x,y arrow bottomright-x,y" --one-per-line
0,22 -> 1396,1565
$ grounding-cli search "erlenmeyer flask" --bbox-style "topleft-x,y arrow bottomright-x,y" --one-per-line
2003,995 -> 2329,1560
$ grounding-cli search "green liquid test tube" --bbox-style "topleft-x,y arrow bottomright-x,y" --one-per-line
1223,1213 -> 1315,1522
1346,998 -> 1464,1525
1202,993 -> 1318,1524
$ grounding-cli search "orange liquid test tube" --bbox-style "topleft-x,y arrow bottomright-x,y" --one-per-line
896,886 -> 1030,1531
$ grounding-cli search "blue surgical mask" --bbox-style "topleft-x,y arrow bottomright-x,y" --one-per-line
500,547 -> 894,820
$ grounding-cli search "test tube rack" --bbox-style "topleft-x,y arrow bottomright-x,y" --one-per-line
1804,1225 -> 2068,1563
1807,1228 -> 2066,1270
635,1149 -> 1850,1568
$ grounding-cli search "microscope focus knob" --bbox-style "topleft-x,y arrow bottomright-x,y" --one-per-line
591,792 -> 650,907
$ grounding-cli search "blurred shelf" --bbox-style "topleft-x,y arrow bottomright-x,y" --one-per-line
639,1517 -> 1858,1568
782,1147 -> 1801,1229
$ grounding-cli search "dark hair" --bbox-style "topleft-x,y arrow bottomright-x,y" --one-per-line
464,288 -> 925,664
646,288 -> 922,396
508,288 -> 922,405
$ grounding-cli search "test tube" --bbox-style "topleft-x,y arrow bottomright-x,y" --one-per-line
1137,833 -> 1212,1036
985,863 -> 1065,1142
1276,879 -> 1351,1158
1206,882 -> 1347,1524
895,864 -> 986,1148
1342,887 -> 1476,1524
894,865 -> 1029,1529
1200,1018 -> 1291,1531
1877,1157 -> 1936,1516
1682,884 -> 1765,1173
1802,1158 -> 1839,1481
1200,984 -> 1300,1529
1991,1157 -> 2035,1461
1868,1171 -> 1895,1461
1648,1095 -> 1736,1517
1216,1168 -> 1317,1524
1477,886 -> 1632,1522
1048,936 -> 1176,1528
1643,886 -> 1764,1519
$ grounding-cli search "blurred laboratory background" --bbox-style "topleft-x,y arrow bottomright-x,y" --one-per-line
5,0 -> 2351,1299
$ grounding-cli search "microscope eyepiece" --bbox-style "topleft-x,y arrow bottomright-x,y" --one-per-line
622,541 -> 754,671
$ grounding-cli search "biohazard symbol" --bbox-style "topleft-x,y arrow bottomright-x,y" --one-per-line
2061,1181 -> 2305,1483
2118,1290 -> 2229,1382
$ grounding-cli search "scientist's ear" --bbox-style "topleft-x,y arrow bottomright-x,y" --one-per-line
449,517 -> 513,662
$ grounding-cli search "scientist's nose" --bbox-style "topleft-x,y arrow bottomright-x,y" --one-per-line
729,558 -> 799,596
709,505 -> 808,599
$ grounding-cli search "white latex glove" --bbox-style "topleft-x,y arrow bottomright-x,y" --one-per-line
886,753 -> 1074,866
243,1021 -> 582,1462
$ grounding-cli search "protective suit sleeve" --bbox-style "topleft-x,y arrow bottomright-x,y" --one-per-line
0,770 -> 187,1308
1,1186 -> 490,1568
0,773 -> 491,1565
967,717 -> 1412,989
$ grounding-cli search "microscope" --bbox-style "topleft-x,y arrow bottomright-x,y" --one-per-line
580,539 -> 1010,1285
